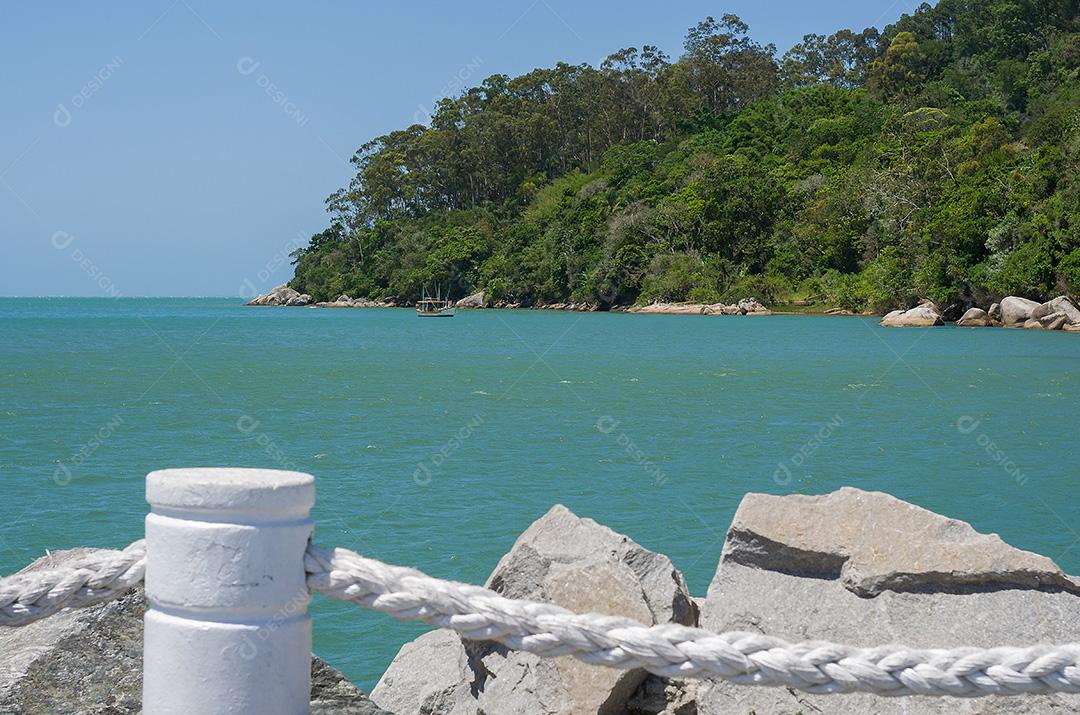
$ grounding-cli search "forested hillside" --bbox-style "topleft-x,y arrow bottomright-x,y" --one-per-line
290,0 -> 1080,311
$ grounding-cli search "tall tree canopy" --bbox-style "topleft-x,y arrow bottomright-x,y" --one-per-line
291,0 -> 1080,311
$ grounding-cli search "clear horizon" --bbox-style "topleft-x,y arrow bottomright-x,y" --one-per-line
3,0 -> 908,298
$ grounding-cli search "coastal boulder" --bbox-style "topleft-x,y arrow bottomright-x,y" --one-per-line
245,283 -> 301,306
0,548 -> 387,714
736,297 -> 769,314
371,505 -> 696,715
999,296 -> 1041,326
698,488 -> 1080,714
1030,296 -> 1080,325
285,293 -> 312,307
455,291 -> 485,308
880,304 -> 943,327
988,302 -> 1001,321
956,307 -> 991,327
1024,312 -> 1069,330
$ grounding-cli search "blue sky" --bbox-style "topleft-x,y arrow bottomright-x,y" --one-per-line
1,1 -> 911,297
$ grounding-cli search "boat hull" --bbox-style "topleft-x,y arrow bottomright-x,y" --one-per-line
417,308 -> 456,317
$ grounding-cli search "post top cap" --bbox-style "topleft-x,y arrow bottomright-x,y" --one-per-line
147,467 -> 315,516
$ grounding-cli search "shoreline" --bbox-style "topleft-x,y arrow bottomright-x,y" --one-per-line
244,285 -> 1080,332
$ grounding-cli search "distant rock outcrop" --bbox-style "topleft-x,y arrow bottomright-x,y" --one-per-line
246,284 -> 312,307
1031,295 -> 1080,324
956,307 -> 991,326
455,291 -> 486,308
999,296 -> 1041,326
628,298 -> 770,316
880,303 -> 944,327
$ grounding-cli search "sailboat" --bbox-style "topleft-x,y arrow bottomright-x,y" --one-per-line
417,285 -> 456,317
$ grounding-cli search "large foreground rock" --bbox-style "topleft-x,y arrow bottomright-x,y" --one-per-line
880,303 -> 943,327
0,548 -> 386,714
999,296 -> 1041,326
371,505 -> 696,715
698,487 -> 1080,714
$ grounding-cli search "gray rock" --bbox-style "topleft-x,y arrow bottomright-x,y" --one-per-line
627,676 -> 697,715
371,505 -> 696,715
1030,296 -> 1080,325
956,307 -> 991,327
455,292 -> 485,309
721,487 -> 1078,597
0,548 -> 385,714
736,297 -> 769,314
880,304 -> 943,327
1040,312 -> 1069,330
1024,312 -> 1068,330
881,309 -> 904,323
698,488 -> 1080,714
245,284 -> 304,307
369,630 -> 470,715
999,296 -> 1041,326
285,293 -> 312,307
988,302 -> 1001,321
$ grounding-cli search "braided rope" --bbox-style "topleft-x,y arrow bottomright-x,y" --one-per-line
0,541 -> 145,626
303,543 -> 1080,698
2,540 -> 1079,698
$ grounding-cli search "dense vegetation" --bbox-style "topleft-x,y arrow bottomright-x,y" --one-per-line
290,1 -> 1080,312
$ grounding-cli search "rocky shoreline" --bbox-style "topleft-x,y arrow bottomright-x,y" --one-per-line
881,294 -> 1080,332
245,286 -> 772,316
9,488 -> 1079,713
245,285 -> 1079,331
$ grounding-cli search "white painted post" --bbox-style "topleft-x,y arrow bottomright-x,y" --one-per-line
142,468 -> 315,714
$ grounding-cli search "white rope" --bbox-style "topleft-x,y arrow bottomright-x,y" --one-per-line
0,541 -> 145,626
3,540 -> 1080,698
303,543 -> 1080,698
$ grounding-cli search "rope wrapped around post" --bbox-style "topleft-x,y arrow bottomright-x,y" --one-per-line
0,540 -> 145,626
3,539 -> 1080,698
303,543 -> 1080,698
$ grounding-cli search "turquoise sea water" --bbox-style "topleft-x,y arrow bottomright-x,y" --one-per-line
1,297 -> 1078,689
